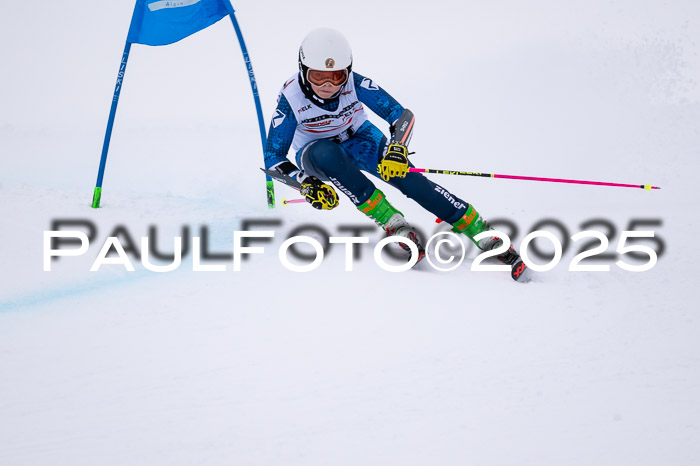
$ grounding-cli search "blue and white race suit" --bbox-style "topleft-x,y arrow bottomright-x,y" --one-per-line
263,71 -> 469,223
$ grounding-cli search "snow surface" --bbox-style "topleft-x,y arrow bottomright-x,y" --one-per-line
1,0 -> 699,465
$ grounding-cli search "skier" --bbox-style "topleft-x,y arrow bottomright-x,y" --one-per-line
263,27 -> 527,280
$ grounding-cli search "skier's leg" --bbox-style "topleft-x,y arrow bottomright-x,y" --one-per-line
342,123 -> 504,251
390,171 -> 526,277
388,173 -> 468,224
340,122 -> 471,225
298,138 -> 423,259
342,121 -> 526,277
390,173 -> 512,251
296,139 -> 375,207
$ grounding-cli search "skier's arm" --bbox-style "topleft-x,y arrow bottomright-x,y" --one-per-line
264,94 -> 300,176
354,72 -> 415,180
263,92 -> 339,209
353,72 -> 415,145
353,72 -> 406,126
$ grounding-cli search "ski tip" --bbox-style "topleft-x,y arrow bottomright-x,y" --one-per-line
409,248 -> 427,269
643,184 -> 661,191
511,260 -> 532,283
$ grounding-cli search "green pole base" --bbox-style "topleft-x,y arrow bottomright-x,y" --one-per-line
91,187 -> 102,208
266,180 -> 275,209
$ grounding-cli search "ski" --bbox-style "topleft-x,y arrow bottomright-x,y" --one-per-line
498,245 -> 531,282
260,168 -> 302,191
404,229 -> 426,267
510,258 -> 530,282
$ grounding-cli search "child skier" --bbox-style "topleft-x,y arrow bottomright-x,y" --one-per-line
263,27 -> 527,280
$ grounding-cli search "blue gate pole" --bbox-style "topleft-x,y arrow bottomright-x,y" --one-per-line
227,11 -> 275,208
92,42 -> 132,208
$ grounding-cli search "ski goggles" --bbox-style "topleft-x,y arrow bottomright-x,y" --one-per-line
306,69 -> 348,87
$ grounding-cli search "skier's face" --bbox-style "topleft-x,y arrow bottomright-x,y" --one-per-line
311,82 -> 343,99
306,69 -> 348,99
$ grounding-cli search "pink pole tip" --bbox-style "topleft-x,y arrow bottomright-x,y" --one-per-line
282,198 -> 306,205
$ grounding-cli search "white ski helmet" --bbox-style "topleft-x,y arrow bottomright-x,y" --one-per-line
298,28 -> 353,89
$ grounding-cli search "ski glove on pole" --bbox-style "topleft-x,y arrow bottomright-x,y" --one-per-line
300,176 -> 339,210
378,142 -> 410,181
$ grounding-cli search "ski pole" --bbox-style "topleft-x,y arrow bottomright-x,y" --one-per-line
409,168 -> 661,191
281,198 -> 306,205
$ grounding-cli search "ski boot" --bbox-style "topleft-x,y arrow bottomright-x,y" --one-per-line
451,205 -> 530,282
358,189 -> 425,264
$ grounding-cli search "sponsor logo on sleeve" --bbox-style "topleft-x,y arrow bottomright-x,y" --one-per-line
360,78 -> 379,91
272,109 -> 286,128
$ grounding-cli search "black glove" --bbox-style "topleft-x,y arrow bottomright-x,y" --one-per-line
300,176 -> 339,210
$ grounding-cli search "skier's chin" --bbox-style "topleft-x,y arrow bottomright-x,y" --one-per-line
312,85 -> 341,99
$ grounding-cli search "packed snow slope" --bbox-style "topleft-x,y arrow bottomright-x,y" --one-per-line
1,1 -> 699,465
